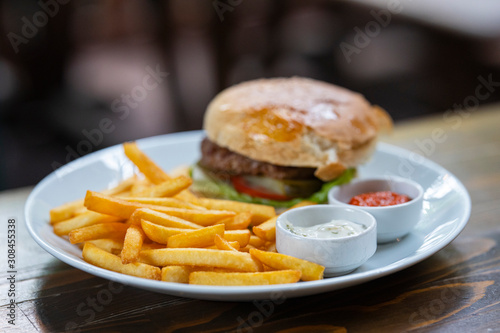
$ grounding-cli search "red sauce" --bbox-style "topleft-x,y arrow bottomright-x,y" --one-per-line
349,191 -> 411,207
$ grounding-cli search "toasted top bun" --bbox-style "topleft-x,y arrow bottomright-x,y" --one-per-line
203,77 -> 392,181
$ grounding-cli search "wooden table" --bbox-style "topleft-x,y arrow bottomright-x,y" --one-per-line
1,104 -> 500,332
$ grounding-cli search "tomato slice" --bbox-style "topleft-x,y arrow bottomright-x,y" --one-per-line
231,176 -> 292,201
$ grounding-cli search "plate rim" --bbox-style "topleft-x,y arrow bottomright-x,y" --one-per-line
24,130 -> 471,301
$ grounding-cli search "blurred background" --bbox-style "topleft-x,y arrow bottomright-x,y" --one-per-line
0,0 -> 499,190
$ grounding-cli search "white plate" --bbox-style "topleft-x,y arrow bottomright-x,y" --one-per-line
25,131 -> 471,301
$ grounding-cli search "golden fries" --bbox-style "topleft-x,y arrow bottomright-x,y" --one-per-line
119,197 -> 205,210
239,245 -> 257,253
123,142 -> 199,202
130,208 -> 202,229
69,222 -> 129,244
123,141 -> 169,184
129,178 -> 152,196
141,220 -> 189,244
86,239 -> 124,253
167,224 -> 225,248
223,229 -> 251,247
265,242 -> 277,253
139,248 -> 263,272
252,216 -> 277,241
50,140 -> 326,286
189,270 -> 301,286
121,225 -> 146,264
83,243 -> 160,280
49,199 -> 86,224
248,235 -> 267,249
85,191 -> 235,224
142,243 -> 166,250
214,234 -> 240,252
49,177 -> 136,223
53,211 -> 121,236
132,176 -> 192,198
195,198 -> 275,225
84,191 -> 139,219
218,212 -> 252,230
250,248 -> 324,281
161,266 -> 192,283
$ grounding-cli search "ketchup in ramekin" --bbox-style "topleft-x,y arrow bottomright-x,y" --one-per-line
349,191 -> 411,207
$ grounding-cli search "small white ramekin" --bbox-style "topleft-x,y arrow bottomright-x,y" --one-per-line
328,177 -> 424,243
276,205 -> 377,277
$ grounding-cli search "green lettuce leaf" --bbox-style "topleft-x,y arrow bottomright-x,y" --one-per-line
190,166 -> 356,208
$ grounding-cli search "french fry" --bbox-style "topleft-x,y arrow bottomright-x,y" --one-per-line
139,248 -> 263,272
174,189 -> 199,203
214,234 -> 239,252
161,266 -> 193,283
239,245 -> 257,253
53,211 -> 121,236
249,248 -> 324,281
130,208 -> 202,229
218,212 -> 252,230
174,208 -> 236,226
206,241 -> 239,249
49,199 -> 86,224
129,178 -> 152,196
227,241 -> 241,250
86,239 -> 124,253
84,191 -> 143,219
50,177 -> 136,223
105,176 -> 138,194
85,190 -> 140,219
124,141 -> 198,202
248,235 -> 267,249
69,223 -> 128,244
167,224 -> 225,248
168,165 -> 199,202
141,220 -> 190,244
189,270 -> 301,286
121,225 -> 146,264
265,242 -> 277,252
252,216 -> 277,241
132,176 -> 192,198
142,242 -> 166,250
119,197 -> 205,210
84,191 -> 235,224
195,198 -> 275,225
224,229 -> 251,247
123,141 -> 169,184
161,265 -> 236,282
262,264 -> 277,272
51,140 -> 329,286
83,243 -> 160,280
205,244 -> 236,250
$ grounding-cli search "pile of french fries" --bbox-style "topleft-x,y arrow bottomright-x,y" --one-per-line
49,142 -> 324,286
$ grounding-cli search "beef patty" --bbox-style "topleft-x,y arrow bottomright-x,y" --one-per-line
200,138 -> 316,180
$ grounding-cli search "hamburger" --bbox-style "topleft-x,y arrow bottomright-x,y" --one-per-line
191,77 -> 392,208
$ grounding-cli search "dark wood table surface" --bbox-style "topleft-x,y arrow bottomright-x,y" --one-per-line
1,104 -> 500,333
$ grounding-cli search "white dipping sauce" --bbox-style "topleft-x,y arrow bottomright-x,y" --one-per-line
286,219 -> 366,239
